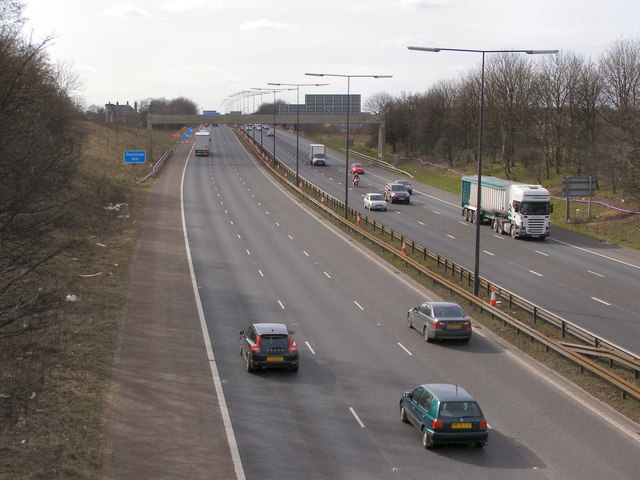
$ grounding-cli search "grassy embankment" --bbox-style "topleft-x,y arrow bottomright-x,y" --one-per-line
0,121 -> 178,479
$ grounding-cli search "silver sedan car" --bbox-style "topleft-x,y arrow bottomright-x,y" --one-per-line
363,193 -> 387,211
407,301 -> 472,342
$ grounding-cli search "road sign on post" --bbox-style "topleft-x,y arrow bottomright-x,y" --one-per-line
562,176 -> 597,221
561,176 -> 597,197
124,150 -> 146,164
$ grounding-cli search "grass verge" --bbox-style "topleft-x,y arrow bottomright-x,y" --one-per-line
0,121 -> 178,479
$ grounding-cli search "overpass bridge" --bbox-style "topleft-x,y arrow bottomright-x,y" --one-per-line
146,113 -> 386,162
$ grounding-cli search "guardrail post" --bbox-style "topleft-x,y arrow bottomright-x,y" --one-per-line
533,307 -> 537,325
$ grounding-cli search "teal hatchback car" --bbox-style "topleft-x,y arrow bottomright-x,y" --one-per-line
400,383 -> 488,448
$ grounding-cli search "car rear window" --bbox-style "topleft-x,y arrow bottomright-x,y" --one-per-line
433,306 -> 465,318
439,401 -> 482,418
259,335 -> 290,350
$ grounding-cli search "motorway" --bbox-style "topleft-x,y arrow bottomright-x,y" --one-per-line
247,126 -> 640,355
182,125 -> 639,479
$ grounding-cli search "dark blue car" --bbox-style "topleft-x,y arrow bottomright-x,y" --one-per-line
400,383 -> 488,448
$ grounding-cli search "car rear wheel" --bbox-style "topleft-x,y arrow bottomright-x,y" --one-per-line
245,353 -> 254,373
475,441 -> 485,448
290,363 -> 299,373
422,429 -> 433,449
424,328 -> 432,343
400,405 -> 409,423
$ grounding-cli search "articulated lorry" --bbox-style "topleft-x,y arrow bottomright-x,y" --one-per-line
461,176 -> 552,239
194,130 -> 211,156
309,144 -> 327,166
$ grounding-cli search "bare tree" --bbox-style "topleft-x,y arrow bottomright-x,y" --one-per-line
364,91 -> 394,115
599,37 -> 640,193
599,37 -> 640,111
0,0 -> 83,336
484,53 -> 537,177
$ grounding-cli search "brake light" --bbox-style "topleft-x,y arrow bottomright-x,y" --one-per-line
465,321 -> 471,328
250,337 -> 261,352
288,337 -> 298,352
479,419 -> 487,429
433,321 -> 442,329
432,419 -> 444,429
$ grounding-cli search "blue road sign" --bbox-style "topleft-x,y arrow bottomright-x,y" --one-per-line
124,150 -> 146,163
183,131 -> 190,138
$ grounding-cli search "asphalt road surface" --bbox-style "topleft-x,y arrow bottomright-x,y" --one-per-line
172,126 -> 640,479
255,127 -> 640,355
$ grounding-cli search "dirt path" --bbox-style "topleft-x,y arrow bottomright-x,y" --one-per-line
101,143 -> 236,479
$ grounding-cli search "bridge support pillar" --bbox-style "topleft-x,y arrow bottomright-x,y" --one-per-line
378,121 -> 386,161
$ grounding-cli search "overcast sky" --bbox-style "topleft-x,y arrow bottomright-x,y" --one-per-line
22,0 -> 640,113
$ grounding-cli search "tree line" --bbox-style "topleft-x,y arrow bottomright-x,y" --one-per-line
366,37 -> 640,195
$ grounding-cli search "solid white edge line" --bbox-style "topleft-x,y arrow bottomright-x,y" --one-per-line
551,237 -> 640,270
349,407 -> 366,428
181,154 -> 246,480
502,348 -> 640,445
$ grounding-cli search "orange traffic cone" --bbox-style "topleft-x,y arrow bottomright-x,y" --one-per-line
357,213 -> 361,226
401,241 -> 407,254
299,181 -> 303,190
490,287 -> 497,306
321,195 -> 325,205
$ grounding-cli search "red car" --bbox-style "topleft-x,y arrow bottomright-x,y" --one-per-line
350,163 -> 365,174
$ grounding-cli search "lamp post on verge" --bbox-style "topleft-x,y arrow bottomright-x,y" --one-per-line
267,82 -> 328,187
252,87 -> 295,165
407,46 -> 558,296
305,72 -> 392,219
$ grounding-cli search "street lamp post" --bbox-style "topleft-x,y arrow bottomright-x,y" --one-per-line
252,87 -> 295,164
408,46 -> 558,296
305,73 -> 392,219
267,82 -> 328,187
